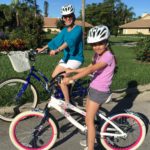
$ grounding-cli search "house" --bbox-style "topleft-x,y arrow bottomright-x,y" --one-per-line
119,14 -> 150,35
43,17 -> 93,33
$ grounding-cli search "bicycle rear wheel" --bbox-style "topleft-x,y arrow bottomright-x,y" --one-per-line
9,111 -> 58,150
100,113 -> 146,150
0,78 -> 38,122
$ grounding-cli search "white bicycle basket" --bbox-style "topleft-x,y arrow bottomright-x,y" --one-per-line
8,51 -> 31,72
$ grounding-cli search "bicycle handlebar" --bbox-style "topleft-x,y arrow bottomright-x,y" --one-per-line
28,49 -> 38,61
48,71 -> 65,89
69,80 -> 74,84
28,48 -> 48,60
28,49 -> 59,61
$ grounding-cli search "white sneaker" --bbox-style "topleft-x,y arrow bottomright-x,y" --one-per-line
80,139 -> 98,148
80,139 -> 87,147
84,147 -> 88,150
60,102 -> 70,110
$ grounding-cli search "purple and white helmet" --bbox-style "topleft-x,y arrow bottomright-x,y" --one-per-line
61,4 -> 74,16
87,25 -> 110,44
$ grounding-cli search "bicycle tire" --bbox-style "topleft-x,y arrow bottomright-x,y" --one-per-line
0,78 -> 38,122
9,111 -> 58,150
100,113 -> 146,150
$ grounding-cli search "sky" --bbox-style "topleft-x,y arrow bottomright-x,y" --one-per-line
0,0 -> 149,18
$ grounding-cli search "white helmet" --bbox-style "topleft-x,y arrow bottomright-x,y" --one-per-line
87,25 -> 110,44
61,4 -> 74,16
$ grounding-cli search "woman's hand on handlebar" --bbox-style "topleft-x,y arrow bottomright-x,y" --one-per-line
49,50 -> 56,56
49,49 -> 60,56
36,48 -> 44,53
36,45 -> 48,53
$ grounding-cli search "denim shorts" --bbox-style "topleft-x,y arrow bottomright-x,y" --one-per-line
88,87 -> 111,104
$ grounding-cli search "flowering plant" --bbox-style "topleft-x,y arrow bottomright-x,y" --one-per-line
0,39 -> 26,52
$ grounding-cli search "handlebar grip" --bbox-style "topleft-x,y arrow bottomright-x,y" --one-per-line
55,51 -> 59,55
61,79 -> 74,84
69,80 -> 74,84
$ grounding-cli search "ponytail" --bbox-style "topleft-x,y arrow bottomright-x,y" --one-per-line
107,42 -> 118,74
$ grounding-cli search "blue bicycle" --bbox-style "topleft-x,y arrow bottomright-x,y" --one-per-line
0,50 -> 88,122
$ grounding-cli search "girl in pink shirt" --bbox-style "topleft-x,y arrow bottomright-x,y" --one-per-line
63,25 -> 116,150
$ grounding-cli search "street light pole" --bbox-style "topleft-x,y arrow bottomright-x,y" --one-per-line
82,0 -> 85,50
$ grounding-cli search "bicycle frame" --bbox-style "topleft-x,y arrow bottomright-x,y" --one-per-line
46,96 -> 127,138
48,96 -> 87,132
27,66 -> 50,91
16,65 -> 50,100
16,65 -> 88,101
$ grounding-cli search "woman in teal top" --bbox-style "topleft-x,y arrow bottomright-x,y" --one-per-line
37,4 -> 84,106
48,25 -> 84,63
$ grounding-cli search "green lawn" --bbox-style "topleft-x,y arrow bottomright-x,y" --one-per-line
111,46 -> 150,89
110,35 -> 144,43
1,45 -> 150,91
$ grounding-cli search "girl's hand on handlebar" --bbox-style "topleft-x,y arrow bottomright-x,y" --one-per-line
62,77 -> 70,85
65,68 -> 74,74
62,77 -> 74,85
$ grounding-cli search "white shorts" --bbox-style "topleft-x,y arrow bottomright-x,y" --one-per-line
58,59 -> 82,69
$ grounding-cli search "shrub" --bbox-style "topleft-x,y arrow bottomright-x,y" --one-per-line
135,36 -> 150,62
0,39 -> 26,52
47,29 -> 51,34
9,29 -> 24,40
0,31 -> 8,40
11,39 -> 26,51
0,40 -> 11,52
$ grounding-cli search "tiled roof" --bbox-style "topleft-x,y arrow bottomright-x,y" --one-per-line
119,14 -> 150,28
44,17 -> 58,27
43,17 -> 93,28
75,20 -> 93,27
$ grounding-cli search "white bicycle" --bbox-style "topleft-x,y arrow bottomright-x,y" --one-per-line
9,72 -> 146,150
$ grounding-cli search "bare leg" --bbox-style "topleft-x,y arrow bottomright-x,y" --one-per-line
51,64 -> 70,102
85,98 -> 100,150
51,65 -> 65,78
59,83 -> 70,102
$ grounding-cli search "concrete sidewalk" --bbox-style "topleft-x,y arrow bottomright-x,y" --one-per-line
0,84 -> 150,150
112,83 -> 150,101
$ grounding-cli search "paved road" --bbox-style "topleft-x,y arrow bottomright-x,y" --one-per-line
0,89 -> 150,150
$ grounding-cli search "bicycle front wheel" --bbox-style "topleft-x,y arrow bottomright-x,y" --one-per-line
9,111 -> 58,150
100,113 -> 146,150
0,78 -> 38,122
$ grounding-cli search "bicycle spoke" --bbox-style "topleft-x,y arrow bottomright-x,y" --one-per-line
101,113 -> 146,149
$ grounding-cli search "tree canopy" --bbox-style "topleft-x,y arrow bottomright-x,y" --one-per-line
0,0 -> 43,49
79,0 -> 135,35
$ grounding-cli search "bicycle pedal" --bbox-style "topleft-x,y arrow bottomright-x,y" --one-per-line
78,130 -> 87,135
32,108 -> 44,113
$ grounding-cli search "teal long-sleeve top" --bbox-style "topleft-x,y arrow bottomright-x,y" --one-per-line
48,25 -> 84,63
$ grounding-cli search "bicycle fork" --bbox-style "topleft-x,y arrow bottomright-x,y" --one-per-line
28,105 -> 50,146
33,105 -> 50,133
13,80 -> 30,117
16,80 -> 30,102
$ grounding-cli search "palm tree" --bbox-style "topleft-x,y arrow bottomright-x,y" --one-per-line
11,0 -> 20,27
44,0 -> 49,17
0,4 -> 13,31
33,0 -> 37,17
11,0 -> 19,5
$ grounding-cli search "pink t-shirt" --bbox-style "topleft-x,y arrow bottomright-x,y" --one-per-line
90,51 -> 116,92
